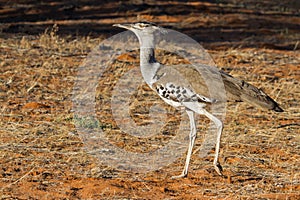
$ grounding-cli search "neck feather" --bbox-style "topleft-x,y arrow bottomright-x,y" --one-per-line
140,47 -> 156,64
136,32 -> 160,87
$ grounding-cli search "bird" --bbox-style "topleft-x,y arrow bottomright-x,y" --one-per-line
113,22 -> 283,178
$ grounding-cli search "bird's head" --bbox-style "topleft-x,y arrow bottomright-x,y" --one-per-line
113,21 -> 161,35
113,22 -> 167,48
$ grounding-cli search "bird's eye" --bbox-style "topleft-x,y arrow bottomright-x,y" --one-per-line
139,23 -> 148,28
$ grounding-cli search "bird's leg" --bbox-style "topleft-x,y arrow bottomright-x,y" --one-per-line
172,110 -> 196,179
202,109 -> 224,176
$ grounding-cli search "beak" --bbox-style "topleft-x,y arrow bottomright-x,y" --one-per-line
113,23 -> 132,30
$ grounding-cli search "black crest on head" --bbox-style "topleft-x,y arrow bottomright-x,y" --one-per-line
137,21 -> 158,27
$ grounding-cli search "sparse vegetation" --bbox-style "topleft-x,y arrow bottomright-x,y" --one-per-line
0,0 -> 299,199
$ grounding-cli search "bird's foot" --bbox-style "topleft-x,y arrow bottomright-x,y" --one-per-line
171,172 -> 187,179
214,161 -> 223,176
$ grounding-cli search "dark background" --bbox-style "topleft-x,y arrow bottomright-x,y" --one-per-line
1,0 -> 299,50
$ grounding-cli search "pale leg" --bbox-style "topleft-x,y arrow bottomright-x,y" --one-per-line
183,102 -> 224,176
202,109 -> 224,176
172,110 -> 196,179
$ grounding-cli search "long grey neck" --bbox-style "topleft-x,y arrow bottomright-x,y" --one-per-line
137,34 -> 160,87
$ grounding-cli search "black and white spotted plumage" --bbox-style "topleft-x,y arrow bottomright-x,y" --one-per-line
154,82 -> 216,108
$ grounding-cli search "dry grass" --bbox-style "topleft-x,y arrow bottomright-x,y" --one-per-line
1,2 -> 300,199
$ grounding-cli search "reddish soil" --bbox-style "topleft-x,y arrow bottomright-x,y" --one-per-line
0,0 -> 299,199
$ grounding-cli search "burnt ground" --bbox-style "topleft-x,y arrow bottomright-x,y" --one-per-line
0,0 -> 299,199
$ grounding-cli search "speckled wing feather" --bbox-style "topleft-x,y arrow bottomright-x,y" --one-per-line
153,82 -> 216,108
154,64 -> 283,112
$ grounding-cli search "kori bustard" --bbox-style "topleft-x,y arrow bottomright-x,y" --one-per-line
113,22 -> 283,178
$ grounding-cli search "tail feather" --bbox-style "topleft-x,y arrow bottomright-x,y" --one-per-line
221,71 -> 284,112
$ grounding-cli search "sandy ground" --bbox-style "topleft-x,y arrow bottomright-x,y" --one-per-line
0,0 -> 299,199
